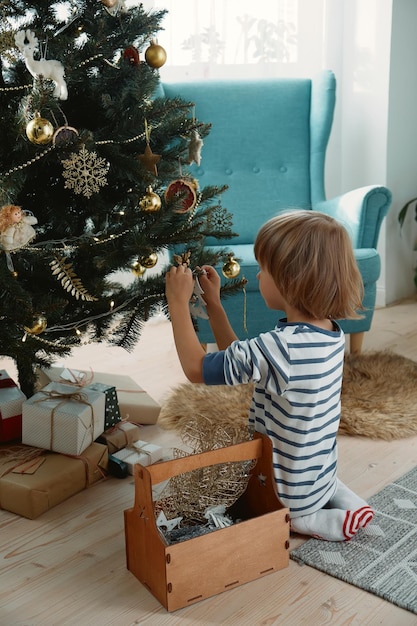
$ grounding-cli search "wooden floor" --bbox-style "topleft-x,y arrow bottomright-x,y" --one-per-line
1,297 -> 417,625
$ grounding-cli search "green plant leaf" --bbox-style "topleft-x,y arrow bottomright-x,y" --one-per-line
399,197 -> 417,226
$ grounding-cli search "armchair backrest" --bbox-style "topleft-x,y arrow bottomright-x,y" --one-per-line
161,71 -> 336,246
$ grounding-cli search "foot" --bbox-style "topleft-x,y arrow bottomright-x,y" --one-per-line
291,505 -> 374,541
343,506 -> 374,540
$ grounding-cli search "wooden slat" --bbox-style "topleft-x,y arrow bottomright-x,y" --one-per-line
144,436 -> 263,484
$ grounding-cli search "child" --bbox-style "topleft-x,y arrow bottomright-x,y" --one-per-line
165,210 -> 374,541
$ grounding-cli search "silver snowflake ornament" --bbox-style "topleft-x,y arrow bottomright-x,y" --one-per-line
61,146 -> 110,198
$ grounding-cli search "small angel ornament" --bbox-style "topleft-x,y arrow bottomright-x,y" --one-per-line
189,271 -> 209,320
172,253 -> 208,319
0,205 -> 38,251
188,130 -> 203,166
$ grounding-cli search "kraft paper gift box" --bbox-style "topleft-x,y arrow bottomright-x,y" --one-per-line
37,366 -> 160,425
0,370 -> 27,443
0,442 -> 108,519
22,382 -> 106,455
96,421 -> 141,454
113,440 -> 163,474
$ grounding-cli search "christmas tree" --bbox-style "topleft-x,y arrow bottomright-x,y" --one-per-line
0,0 -> 241,398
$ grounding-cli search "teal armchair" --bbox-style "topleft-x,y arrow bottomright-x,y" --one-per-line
161,71 -> 391,352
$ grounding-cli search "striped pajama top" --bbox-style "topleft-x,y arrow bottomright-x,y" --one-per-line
202,320 -> 345,518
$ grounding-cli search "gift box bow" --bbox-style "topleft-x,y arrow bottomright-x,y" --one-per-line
35,387 -> 96,450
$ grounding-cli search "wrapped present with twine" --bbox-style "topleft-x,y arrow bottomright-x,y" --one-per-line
96,421 -> 141,454
0,442 -> 107,519
112,439 -> 163,474
37,367 -> 160,425
22,382 -> 105,455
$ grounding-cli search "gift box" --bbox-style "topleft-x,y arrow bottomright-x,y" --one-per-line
0,370 -> 26,443
22,382 -> 106,455
37,367 -> 160,425
113,440 -> 163,474
96,421 -> 141,454
0,442 -> 108,519
87,381 -> 121,430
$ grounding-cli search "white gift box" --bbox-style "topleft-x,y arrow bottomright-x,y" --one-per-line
22,382 -> 106,455
0,369 -> 26,418
113,440 -> 163,474
0,370 -> 27,442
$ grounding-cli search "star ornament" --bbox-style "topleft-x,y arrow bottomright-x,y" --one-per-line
138,142 -> 161,176
156,510 -> 183,532
258,472 -> 267,486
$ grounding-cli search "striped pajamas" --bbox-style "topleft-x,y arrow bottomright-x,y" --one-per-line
203,320 -> 374,540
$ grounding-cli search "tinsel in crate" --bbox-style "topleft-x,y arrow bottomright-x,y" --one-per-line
154,415 -> 256,543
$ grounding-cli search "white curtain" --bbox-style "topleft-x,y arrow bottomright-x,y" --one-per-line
138,0 -> 340,83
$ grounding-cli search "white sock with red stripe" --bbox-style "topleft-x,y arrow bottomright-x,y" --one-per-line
291,505 -> 374,541
291,480 -> 374,541
343,506 -> 374,540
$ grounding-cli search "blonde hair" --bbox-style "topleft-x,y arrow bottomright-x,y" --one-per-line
0,205 -> 22,232
254,210 -> 364,320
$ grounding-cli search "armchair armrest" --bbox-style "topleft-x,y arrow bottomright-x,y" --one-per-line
314,185 -> 392,249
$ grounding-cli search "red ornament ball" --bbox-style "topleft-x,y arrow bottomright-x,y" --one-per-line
123,46 -> 140,66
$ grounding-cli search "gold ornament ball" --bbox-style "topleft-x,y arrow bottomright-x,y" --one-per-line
139,186 -> 162,212
222,254 -> 241,279
145,40 -> 167,69
140,252 -> 158,269
26,114 -> 54,145
131,261 -> 146,277
101,0 -> 118,7
24,314 -> 47,335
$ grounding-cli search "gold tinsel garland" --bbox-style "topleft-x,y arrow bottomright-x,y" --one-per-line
155,414 -> 256,526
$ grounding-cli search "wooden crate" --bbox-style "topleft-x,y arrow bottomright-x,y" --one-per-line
124,433 -> 290,612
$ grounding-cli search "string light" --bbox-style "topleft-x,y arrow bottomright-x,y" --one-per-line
41,293 -> 165,335
13,293 -> 168,348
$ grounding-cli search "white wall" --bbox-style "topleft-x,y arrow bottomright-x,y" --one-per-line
385,0 -> 417,302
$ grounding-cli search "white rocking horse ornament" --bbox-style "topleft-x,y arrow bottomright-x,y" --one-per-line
15,30 -> 68,101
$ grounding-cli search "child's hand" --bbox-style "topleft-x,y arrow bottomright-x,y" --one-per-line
197,265 -> 221,308
165,264 -> 195,308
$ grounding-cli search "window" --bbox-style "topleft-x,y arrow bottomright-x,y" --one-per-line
140,0 -> 328,82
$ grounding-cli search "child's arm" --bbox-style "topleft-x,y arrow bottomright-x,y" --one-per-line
165,264 -> 206,383
198,266 -> 238,349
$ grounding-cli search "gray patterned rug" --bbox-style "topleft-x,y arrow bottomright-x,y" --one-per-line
290,466 -> 417,614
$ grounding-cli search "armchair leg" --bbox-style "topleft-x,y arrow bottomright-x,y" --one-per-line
349,332 -> 364,354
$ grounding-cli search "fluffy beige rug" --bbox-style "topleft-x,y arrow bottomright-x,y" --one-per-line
158,351 -> 417,441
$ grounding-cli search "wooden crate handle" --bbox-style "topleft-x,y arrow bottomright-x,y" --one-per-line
144,435 -> 263,485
